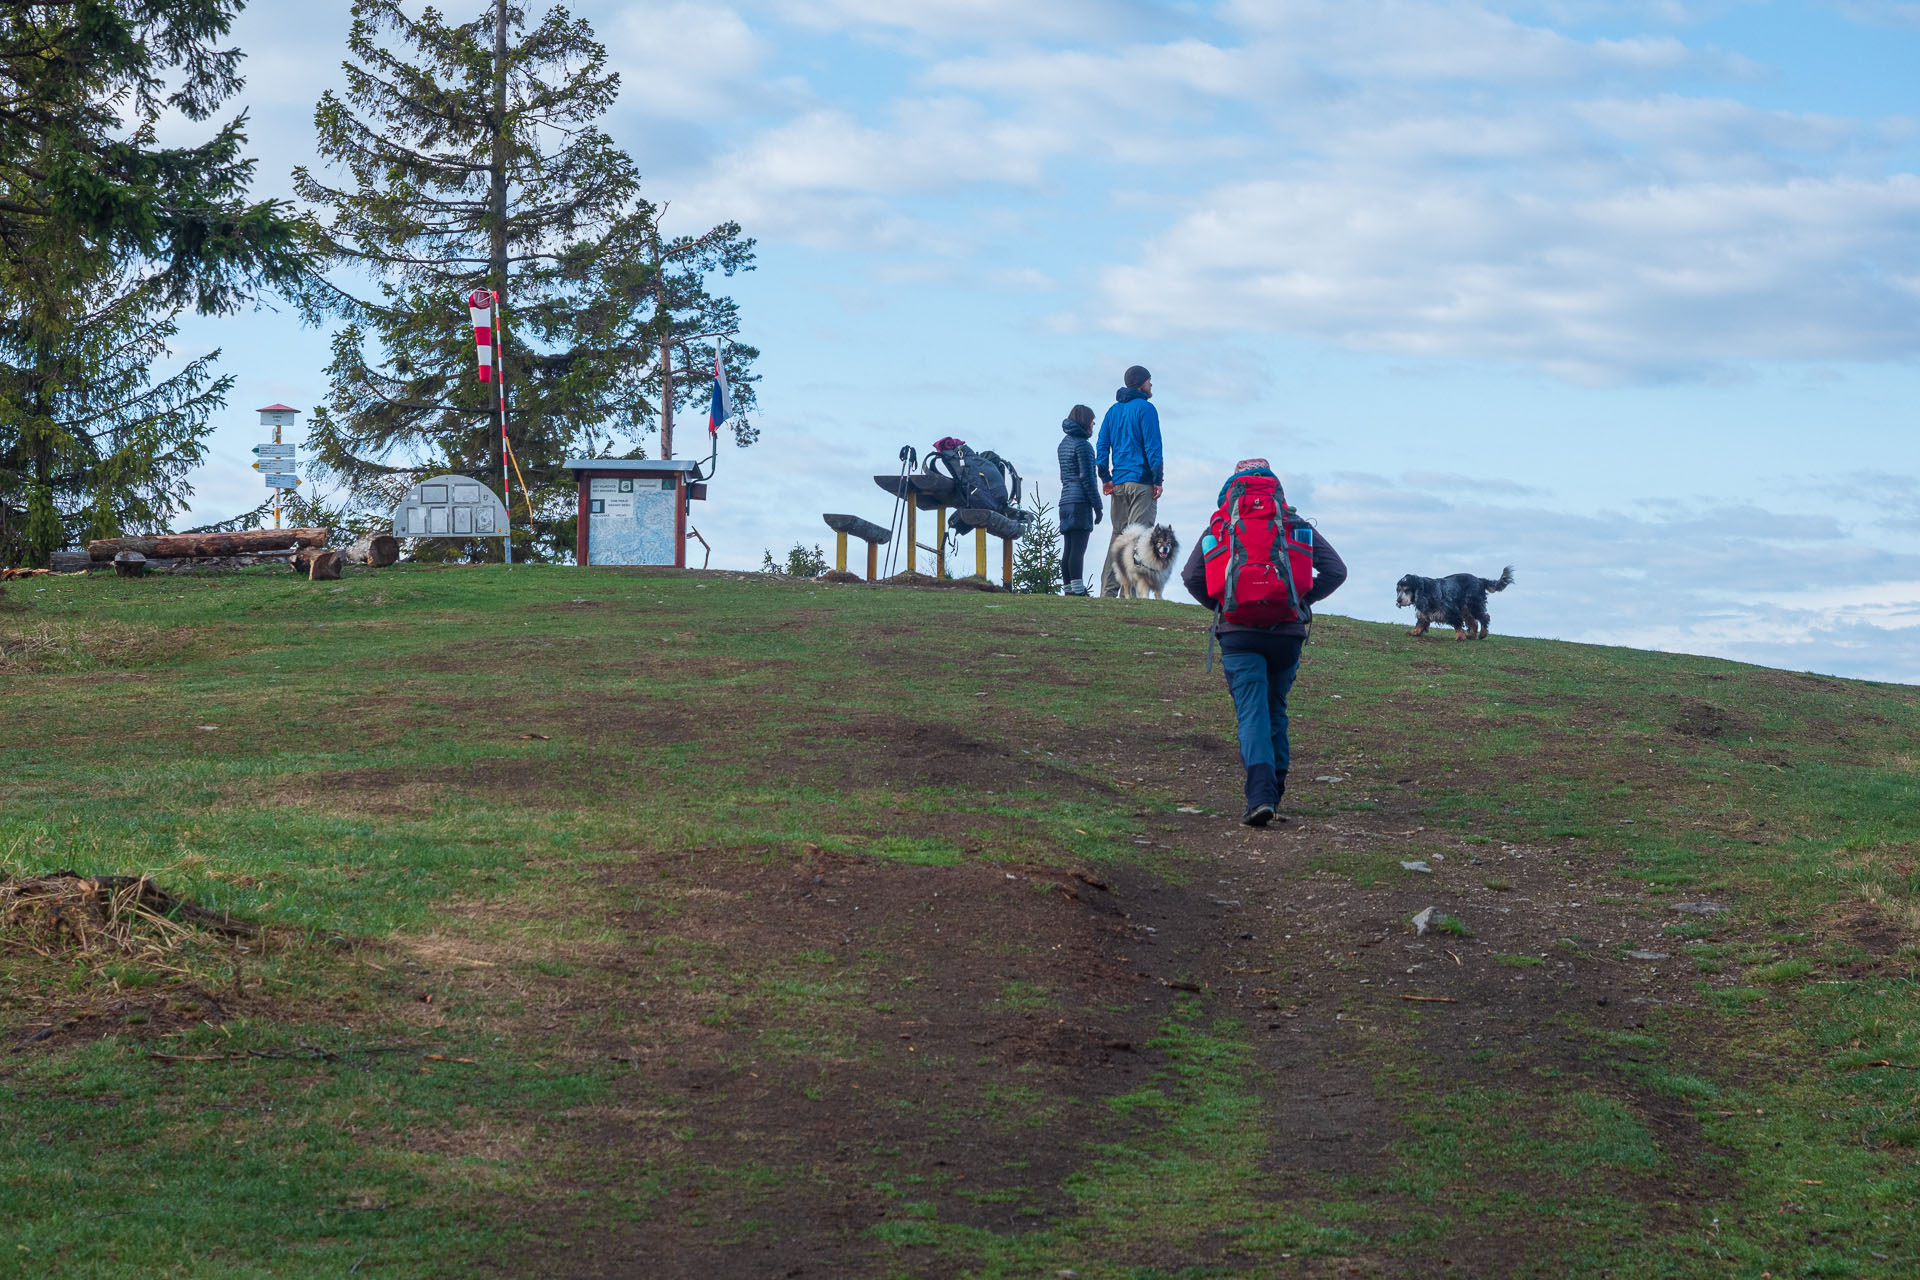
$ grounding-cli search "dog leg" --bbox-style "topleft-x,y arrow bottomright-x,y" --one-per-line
1409,619 -> 1429,637
1453,628 -> 1467,641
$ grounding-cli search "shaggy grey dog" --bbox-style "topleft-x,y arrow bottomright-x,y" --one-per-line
1104,523 -> 1180,599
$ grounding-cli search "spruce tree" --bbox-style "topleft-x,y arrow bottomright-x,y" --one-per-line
296,0 -> 759,562
0,0 -> 308,566
0,274 -> 231,564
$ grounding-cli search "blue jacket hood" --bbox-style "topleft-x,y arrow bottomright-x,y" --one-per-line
1115,386 -> 1151,403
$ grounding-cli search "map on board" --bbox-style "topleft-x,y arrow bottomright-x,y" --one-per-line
587,476 -> 677,565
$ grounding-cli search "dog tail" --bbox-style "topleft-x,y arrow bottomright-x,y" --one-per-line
1483,566 -> 1515,593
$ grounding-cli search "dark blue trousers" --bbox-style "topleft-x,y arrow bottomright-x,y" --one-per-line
1219,631 -> 1304,805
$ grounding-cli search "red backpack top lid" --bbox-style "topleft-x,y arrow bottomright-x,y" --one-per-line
1202,474 -> 1315,628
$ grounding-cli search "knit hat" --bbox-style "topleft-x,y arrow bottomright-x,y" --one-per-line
1234,457 -> 1269,471
1123,364 -> 1151,389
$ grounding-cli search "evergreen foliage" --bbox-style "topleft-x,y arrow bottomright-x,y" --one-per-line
762,543 -> 827,578
296,0 -> 759,562
1012,497 -> 1062,595
0,0 -> 308,566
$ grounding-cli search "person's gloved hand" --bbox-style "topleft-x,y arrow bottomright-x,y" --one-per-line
1093,507 -> 1103,525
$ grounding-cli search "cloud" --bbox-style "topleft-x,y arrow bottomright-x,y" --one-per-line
753,0 -> 1175,43
606,3 -> 775,117
670,98 -> 1073,246
1098,171 -> 1920,382
1824,1 -> 1920,31
1216,0 -> 1750,84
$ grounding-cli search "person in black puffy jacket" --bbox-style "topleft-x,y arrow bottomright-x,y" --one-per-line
1056,405 -> 1103,595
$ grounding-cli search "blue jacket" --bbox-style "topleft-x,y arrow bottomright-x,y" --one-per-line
1095,388 -> 1163,487
1056,418 -> 1102,513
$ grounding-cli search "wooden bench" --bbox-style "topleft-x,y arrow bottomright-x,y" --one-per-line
822,513 -> 892,581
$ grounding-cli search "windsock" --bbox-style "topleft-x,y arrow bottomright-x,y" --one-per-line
468,290 -> 495,382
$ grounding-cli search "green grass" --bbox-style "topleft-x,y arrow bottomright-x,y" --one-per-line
3,565 -> 1919,1277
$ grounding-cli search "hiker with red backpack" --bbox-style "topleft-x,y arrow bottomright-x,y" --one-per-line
1180,459 -> 1347,826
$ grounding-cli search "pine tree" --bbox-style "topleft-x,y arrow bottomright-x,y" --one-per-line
296,0 -> 759,562
1011,498 -> 1062,595
0,275 -> 231,565
0,1 -> 306,566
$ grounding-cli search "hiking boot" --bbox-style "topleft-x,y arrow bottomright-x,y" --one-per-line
1063,579 -> 1089,596
1241,763 -> 1279,826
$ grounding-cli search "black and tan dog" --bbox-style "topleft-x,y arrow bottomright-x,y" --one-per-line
1395,566 -> 1514,639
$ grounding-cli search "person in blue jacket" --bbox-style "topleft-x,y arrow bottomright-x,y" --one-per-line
1055,404 -> 1103,595
1095,364 -> 1163,597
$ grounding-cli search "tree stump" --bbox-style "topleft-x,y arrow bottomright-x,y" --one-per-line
112,551 -> 148,578
307,549 -> 344,581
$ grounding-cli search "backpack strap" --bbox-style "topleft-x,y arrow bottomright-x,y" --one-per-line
1272,501 -> 1305,620
1220,479 -> 1250,616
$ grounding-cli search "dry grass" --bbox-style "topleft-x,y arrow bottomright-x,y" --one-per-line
0,872 -> 256,970
0,619 -> 187,674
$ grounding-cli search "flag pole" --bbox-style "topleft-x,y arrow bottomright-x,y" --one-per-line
493,289 -> 512,566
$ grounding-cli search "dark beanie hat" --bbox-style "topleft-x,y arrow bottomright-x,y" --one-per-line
1123,365 -> 1151,389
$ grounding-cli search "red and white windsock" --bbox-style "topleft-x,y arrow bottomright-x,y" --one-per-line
467,290 -> 496,382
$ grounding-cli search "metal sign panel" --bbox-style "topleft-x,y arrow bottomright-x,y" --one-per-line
252,444 -> 296,458
262,473 -> 300,488
390,473 -> 509,539
587,474 -> 678,565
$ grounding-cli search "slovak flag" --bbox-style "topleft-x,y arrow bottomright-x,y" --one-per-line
707,344 -> 730,434
467,290 -> 495,382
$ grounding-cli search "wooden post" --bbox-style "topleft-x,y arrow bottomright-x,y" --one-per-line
866,542 -> 878,581
935,509 -> 947,578
975,528 -> 987,579
834,530 -> 848,573
905,502 -> 916,575
1002,537 -> 1014,589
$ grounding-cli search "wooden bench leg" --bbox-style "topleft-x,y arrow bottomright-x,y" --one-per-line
1002,537 -> 1013,589
935,509 -> 947,579
866,541 -> 878,581
975,528 -> 987,579
835,530 -> 848,573
905,503 -> 916,575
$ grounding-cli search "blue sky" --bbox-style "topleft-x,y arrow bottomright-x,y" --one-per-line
166,0 -> 1920,681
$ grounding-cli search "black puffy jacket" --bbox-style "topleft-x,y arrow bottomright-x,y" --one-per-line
1056,418 -> 1102,515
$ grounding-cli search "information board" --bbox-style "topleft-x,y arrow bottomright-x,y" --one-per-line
587,475 -> 677,565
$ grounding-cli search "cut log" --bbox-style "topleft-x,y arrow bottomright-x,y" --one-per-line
348,533 -> 400,567
48,551 -> 92,573
112,551 -> 148,578
306,549 -> 344,581
87,527 -> 329,561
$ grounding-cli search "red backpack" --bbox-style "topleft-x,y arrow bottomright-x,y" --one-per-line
1202,474 -> 1315,628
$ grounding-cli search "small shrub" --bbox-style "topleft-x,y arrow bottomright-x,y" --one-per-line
1010,498 -> 1061,594
761,542 -> 828,577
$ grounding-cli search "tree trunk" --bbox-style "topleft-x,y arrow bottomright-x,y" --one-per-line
87,528 -> 329,561
348,533 -> 400,567
656,228 -> 674,461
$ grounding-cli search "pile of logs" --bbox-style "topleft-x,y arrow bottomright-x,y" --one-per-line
55,529 -> 401,580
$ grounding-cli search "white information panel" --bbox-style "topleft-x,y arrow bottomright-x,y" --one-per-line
587,475 -> 676,565
391,474 -> 509,539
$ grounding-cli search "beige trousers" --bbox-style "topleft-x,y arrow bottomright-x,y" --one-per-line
1100,482 -> 1159,597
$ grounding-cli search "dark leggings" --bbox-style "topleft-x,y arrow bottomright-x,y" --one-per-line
1061,527 -> 1091,583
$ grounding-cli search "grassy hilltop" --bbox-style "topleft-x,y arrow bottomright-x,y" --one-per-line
1,566 -> 1916,1279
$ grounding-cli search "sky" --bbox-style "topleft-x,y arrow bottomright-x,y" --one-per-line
164,0 -> 1920,682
